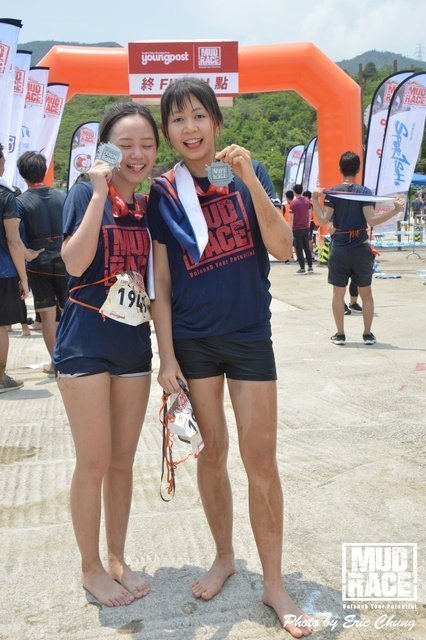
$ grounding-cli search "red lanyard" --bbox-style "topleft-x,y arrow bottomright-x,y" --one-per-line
108,183 -> 145,220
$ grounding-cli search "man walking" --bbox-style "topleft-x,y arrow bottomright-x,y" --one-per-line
290,184 -> 313,274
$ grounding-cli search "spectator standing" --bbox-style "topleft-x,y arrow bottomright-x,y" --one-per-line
283,190 -> 295,262
0,143 -> 28,392
290,184 -> 313,274
16,152 -> 67,373
312,151 -> 403,345
411,193 -> 423,220
303,189 -> 317,262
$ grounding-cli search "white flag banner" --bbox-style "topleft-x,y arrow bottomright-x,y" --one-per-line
4,49 -> 31,184
0,18 -> 22,159
295,147 -> 306,186
302,136 -> 317,191
377,73 -> 426,196
307,144 -> 319,192
282,144 -> 304,197
14,66 -> 50,191
374,74 -> 426,236
38,83 -> 68,170
67,121 -> 99,191
363,71 -> 413,192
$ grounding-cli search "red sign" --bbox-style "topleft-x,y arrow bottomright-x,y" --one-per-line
26,78 -> 45,105
128,41 -> 238,98
0,42 -> 11,75
45,90 -> 64,116
403,81 -> 426,107
384,81 -> 398,106
14,67 -> 26,94
80,127 -> 97,144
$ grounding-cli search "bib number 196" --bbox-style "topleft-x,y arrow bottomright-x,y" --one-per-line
99,272 -> 151,326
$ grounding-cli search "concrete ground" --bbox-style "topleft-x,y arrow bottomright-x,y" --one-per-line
0,248 -> 425,640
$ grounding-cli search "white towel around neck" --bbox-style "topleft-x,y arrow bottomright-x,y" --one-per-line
146,228 -> 155,300
174,162 -> 209,258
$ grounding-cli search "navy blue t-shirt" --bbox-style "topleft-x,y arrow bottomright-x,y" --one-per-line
148,161 -> 277,341
0,185 -> 19,278
53,182 -> 152,374
325,183 -> 373,248
16,187 -> 66,271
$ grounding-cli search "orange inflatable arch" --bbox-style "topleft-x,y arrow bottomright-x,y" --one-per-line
40,42 -> 362,198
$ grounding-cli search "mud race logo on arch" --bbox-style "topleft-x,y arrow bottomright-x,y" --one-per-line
198,47 -> 221,68
342,543 -> 417,602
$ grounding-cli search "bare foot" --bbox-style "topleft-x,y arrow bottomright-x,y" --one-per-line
107,558 -> 150,599
82,566 -> 134,607
263,584 -> 314,638
20,328 -> 31,337
192,555 -> 235,600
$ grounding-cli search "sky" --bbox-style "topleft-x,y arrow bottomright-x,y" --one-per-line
3,0 -> 425,62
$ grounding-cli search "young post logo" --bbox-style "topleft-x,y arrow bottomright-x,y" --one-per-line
342,543 -> 417,601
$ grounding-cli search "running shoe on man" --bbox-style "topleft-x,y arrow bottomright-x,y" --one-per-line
0,375 -> 24,393
349,302 -> 363,312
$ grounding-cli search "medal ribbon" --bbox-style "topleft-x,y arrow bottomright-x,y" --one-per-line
108,184 -> 145,220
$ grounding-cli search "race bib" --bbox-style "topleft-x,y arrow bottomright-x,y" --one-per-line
99,271 -> 151,326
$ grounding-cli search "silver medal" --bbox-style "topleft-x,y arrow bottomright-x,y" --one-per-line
206,160 -> 234,186
96,142 -> 122,168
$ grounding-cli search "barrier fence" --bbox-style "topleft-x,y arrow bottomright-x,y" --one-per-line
371,221 -> 426,258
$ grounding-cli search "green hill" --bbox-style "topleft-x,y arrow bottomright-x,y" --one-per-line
20,40 -> 121,66
337,50 -> 426,74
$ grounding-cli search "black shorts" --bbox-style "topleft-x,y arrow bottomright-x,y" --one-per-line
173,336 -> 277,381
28,261 -> 68,311
328,243 -> 374,288
55,357 -> 152,378
0,277 -> 25,326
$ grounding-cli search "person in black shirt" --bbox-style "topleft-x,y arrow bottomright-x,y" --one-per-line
0,143 -> 29,392
312,151 -> 403,345
17,152 -> 67,371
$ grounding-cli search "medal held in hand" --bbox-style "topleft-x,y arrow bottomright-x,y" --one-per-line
99,271 -> 151,326
96,142 -> 122,169
206,160 -> 234,187
166,388 -> 204,456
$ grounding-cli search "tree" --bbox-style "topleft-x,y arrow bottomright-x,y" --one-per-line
362,62 -> 378,82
